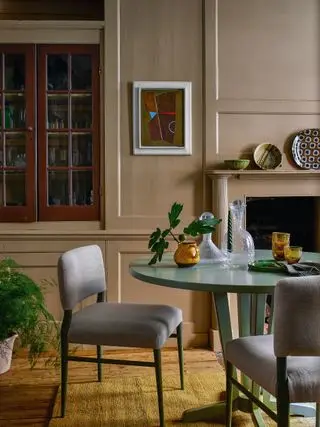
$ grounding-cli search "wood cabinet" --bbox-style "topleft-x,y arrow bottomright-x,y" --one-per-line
0,44 -> 100,222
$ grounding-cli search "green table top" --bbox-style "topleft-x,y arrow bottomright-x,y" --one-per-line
129,249 -> 320,294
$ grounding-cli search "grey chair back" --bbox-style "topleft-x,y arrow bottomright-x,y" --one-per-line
273,275 -> 320,357
58,244 -> 106,310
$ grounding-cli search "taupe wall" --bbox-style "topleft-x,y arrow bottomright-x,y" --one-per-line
205,0 -> 320,169
1,0 -> 319,349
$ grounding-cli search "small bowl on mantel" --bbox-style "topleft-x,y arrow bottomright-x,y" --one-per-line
224,159 -> 250,170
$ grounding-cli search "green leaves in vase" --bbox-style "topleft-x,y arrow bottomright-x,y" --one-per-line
148,202 -> 221,265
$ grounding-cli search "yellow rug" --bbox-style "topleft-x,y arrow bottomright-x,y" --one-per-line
49,372 -> 313,427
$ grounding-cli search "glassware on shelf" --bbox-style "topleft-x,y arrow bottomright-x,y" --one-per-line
5,171 -> 26,206
72,133 -> 92,166
47,54 -> 68,90
5,95 -> 26,128
47,95 -> 68,129
198,212 -> 227,264
223,199 -> 255,270
72,171 -> 93,205
272,232 -> 290,261
0,135 -> 3,166
5,133 -> 26,167
71,54 -> 92,90
0,174 -> 3,206
48,170 -> 69,206
71,94 -> 92,129
48,133 -> 68,166
5,54 -> 25,90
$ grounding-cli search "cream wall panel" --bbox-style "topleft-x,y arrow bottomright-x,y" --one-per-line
0,240 -> 105,254
106,240 -> 210,347
217,0 -> 320,101
24,266 -> 62,319
105,0 -> 204,232
217,113 -> 320,166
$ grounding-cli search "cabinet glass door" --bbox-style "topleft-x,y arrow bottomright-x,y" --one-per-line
38,45 -> 99,221
0,46 -> 35,221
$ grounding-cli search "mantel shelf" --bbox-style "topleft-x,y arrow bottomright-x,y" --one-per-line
205,169 -> 320,178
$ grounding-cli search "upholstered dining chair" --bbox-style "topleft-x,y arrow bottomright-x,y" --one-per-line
58,244 -> 184,427
225,275 -> 320,427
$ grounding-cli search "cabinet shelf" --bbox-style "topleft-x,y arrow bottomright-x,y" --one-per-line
46,128 -> 92,132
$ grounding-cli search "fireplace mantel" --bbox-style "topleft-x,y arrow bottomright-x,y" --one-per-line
206,169 -> 320,178
205,169 -> 320,245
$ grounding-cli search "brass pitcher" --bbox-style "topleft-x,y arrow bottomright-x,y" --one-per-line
174,240 -> 200,268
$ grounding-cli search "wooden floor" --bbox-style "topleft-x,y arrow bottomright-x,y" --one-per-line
0,348 -> 220,426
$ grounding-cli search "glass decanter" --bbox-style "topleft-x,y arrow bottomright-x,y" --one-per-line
223,200 -> 255,270
198,212 -> 227,264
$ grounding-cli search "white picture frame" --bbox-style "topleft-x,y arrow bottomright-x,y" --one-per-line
132,81 -> 192,155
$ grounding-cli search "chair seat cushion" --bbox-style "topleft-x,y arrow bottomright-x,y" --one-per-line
226,334 -> 320,402
68,302 -> 183,349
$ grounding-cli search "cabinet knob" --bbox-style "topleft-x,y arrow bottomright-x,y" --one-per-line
27,126 -> 33,131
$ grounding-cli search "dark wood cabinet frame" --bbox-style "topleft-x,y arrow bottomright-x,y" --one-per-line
0,43 -> 100,223
0,44 -> 36,222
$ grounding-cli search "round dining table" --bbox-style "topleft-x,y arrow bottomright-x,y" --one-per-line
129,249 -> 320,425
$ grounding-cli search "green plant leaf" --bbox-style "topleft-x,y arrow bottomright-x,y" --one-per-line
148,227 -> 161,249
183,217 -> 222,237
168,202 -> 183,228
161,228 -> 170,238
148,253 -> 159,265
0,257 -> 60,369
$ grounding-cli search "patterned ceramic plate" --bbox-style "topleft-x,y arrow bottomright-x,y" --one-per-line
292,128 -> 320,169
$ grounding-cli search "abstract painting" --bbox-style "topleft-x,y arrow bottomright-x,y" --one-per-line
133,81 -> 192,155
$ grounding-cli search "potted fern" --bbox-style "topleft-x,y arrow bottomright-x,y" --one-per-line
0,257 -> 59,374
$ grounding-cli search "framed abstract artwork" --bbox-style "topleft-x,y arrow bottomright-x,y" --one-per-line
132,81 -> 192,155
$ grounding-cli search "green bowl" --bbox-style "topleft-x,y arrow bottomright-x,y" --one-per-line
224,159 -> 250,170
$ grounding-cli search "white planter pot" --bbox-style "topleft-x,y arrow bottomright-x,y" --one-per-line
0,334 -> 18,374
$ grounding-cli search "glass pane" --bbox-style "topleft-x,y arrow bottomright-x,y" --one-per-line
48,133 -> 68,166
5,171 -> 25,206
47,95 -> 68,129
0,174 -> 3,206
72,133 -> 92,166
48,170 -> 69,206
5,133 -> 26,167
47,54 -> 68,90
4,94 -> 26,129
72,171 -> 93,205
71,95 -> 92,129
5,54 -> 25,90
71,55 -> 92,90
0,134 -> 3,166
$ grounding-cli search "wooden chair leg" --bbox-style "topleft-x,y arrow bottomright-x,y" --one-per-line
97,345 -> 102,382
60,336 -> 69,418
316,403 -> 320,427
176,322 -> 184,390
226,360 -> 233,427
154,349 -> 165,427
276,357 -> 290,427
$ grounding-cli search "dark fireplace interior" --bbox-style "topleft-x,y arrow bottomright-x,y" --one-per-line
246,196 -> 318,252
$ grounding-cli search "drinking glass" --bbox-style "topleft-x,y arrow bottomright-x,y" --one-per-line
284,246 -> 302,264
272,232 -> 290,261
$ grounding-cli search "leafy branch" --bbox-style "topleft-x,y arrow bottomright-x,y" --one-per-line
148,202 -> 221,265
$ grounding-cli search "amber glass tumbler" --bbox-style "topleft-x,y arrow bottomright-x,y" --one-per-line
272,232 -> 290,261
284,246 -> 302,264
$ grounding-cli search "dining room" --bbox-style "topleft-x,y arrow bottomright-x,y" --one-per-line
0,0 -> 320,426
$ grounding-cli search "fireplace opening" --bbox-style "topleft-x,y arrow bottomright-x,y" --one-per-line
246,196 -> 319,252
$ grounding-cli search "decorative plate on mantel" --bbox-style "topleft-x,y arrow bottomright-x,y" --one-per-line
292,128 -> 320,170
